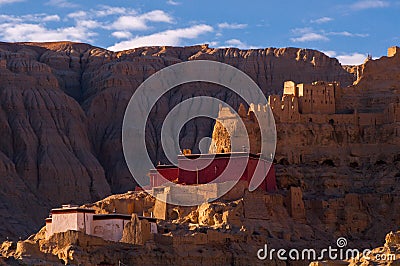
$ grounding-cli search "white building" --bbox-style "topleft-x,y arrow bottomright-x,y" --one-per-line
45,205 -> 158,242
92,214 -> 132,242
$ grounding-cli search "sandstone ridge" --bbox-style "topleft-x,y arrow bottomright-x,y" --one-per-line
0,41 -> 362,239
0,186 -> 398,265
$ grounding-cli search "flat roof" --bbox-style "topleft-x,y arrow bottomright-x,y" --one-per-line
178,152 -> 262,160
46,214 -> 158,222
93,214 -> 158,222
93,214 -> 131,220
149,153 -> 273,173
149,165 -> 178,172
51,207 -> 96,214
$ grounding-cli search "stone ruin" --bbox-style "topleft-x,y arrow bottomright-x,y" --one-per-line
210,80 -> 400,166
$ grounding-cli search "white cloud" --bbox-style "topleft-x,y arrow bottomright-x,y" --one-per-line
76,20 -> 100,29
0,13 -> 96,43
46,0 -> 78,8
112,31 -> 132,39
322,50 -> 337,57
350,0 -> 389,10
0,6 -> 179,45
166,0 -> 181,5
108,24 -> 213,51
223,39 -> 258,49
323,50 -> 368,65
108,10 -> 173,31
0,23 -> 96,42
140,10 -> 173,23
0,6 -> 207,49
0,15 -> 18,22
218,22 -> 247,29
291,27 -> 368,43
291,32 -> 329,42
311,17 -> 333,24
294,27 -> 314,34
225,39 -> 245,47
0,0 -> 24,5
66,8 -> 176,39
94,6 -> 133,17
42,15 -> 61,22
0,13 -> 61,23
110,16 -> 149,31
337,53 -> 367,65
328,31 -> 369,37
67,11 -> 87,19
207,41 -> 219,47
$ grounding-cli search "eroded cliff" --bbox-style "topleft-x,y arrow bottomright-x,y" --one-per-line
0,41 -> 357,239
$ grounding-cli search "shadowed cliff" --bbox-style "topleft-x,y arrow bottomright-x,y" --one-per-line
0,41 -> 358,238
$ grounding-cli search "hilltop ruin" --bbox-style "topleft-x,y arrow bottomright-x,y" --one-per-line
210,48 -> 400,166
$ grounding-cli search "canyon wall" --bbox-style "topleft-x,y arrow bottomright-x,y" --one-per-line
0,42 -> 357,239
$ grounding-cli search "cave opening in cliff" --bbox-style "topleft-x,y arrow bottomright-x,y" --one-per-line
322,159 -> 335,167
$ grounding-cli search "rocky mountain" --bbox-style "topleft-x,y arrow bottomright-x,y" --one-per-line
0,41 -> 358,239
0,177 -> 398,265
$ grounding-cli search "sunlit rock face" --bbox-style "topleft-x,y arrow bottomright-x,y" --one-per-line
0,41 -> 358,239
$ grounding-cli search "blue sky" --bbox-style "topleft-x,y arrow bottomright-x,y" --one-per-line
0,0 -> 399,65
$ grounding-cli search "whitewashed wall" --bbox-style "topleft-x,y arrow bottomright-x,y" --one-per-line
92,218 -> 129,242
